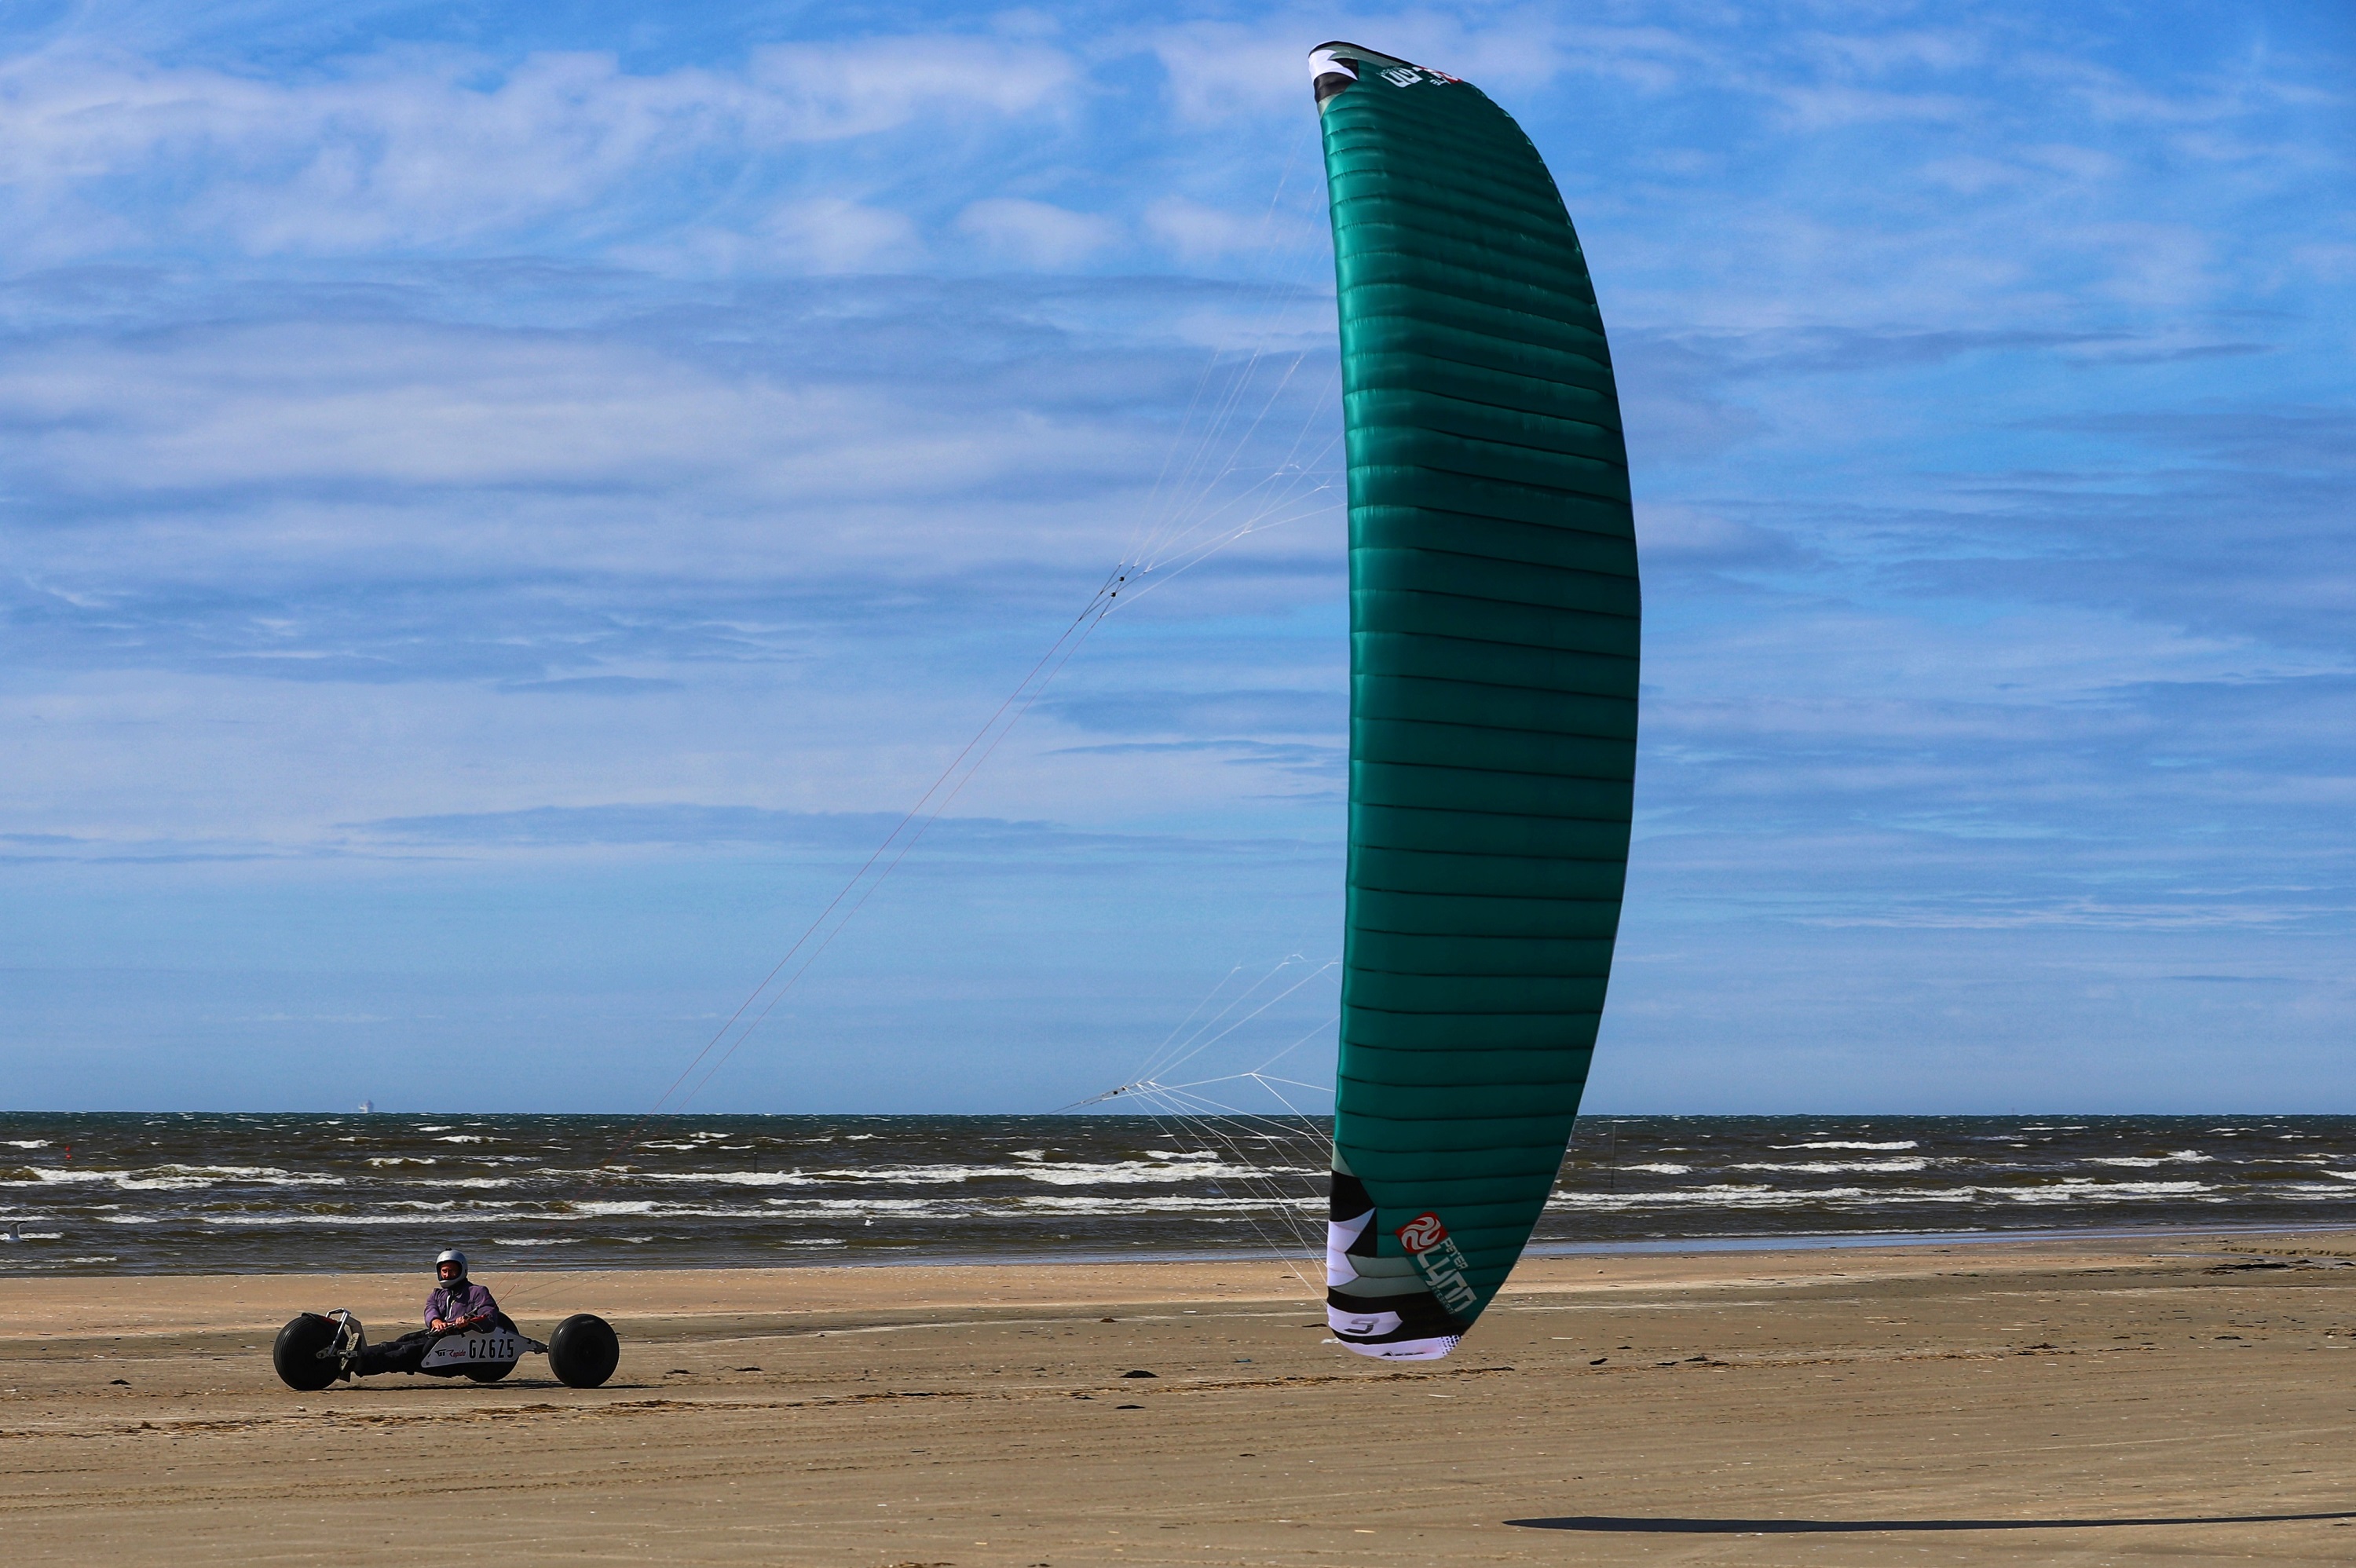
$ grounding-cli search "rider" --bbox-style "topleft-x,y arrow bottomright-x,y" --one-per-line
425,1250 -> 500,1336
338,1249 -> 506,1376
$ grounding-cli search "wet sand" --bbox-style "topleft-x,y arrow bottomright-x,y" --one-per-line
5,1233 -> 2356,1565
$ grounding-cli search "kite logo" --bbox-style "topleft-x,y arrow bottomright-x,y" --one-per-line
1396,1212 -> 1479,1314
1396,1212 -> 1448,1253
1381,67 -> 1423,88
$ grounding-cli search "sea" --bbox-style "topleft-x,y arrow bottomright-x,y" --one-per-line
5,1113 -> 2356,1277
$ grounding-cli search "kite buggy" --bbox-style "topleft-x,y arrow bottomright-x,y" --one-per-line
271,1248 -> 620,1391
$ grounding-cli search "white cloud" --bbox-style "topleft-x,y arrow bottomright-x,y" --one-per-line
1152,22 -> 1310,124
1799,27 -> 1988,77
763,196 -> 923,272
0,317 -> 1171,583
953,197 -> 1118,268
2064,220 -> 2220,309
741,36 -> 1077,140
1142,196 -> 1297,262
1635,503 -> 1783,561
0,37 -> 1078,258
2289,242 -> 2356,283
1765,82 -> 1978,130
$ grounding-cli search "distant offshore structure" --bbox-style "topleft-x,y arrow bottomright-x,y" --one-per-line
357,1099 -> 374,1114
1309,42 -> 1640,1361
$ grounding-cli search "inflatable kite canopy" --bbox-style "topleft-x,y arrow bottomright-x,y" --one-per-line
1312,42 -> 1641,1361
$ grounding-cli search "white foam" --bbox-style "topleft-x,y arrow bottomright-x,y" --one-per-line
1730,1158 -> 1930,1175
642,1170 -> 812,1186
1999,1179 -> 2210,1204
1011,1193 -> 1317,1215
1772,1141 -> 1919,1151
1551,1184 -> 1871,1211
777,1158 -> 1306,1187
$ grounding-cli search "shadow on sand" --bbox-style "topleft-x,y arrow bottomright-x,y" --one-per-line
1507,1511 -> 2356,1534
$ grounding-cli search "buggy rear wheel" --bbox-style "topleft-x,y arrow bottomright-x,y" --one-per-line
548,1313 -> 620,1388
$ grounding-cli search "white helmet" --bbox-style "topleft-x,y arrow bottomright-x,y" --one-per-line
434,1248 -> 468,1289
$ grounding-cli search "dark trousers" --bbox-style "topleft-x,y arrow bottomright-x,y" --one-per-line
357,1329 -> 437,1376
356,1314 -> 515,1376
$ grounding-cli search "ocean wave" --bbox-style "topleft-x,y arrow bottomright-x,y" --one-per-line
1552,1184 -> 1868,1210
196,1201 -> 598,1224
1772,1141 -> 1918,1151
1019,1160 -> 1312,1186
642,1170 -> 814,1186
1729,1158 -> 1929,1175
27,1165 -> 342,1192
1009,1194 -> 1318,1215
15,1113 -> 2356,1274
770,1160 -> 1308,1188
1998,1179 -> 2211,1204
769,1197 -> 965,1217
1552,1177 -> 2229,1212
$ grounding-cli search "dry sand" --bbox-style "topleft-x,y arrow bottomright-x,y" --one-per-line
6,1233 -> 2356,1565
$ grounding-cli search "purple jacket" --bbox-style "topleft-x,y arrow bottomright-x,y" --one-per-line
425,1281 -> 499,1330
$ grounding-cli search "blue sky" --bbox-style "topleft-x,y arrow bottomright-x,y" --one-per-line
2,2 -> 2351,1113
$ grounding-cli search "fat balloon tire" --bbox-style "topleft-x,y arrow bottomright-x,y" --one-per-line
548,1313 -> 619,1388
273,1313 -> 341,1391
462,1359 -> 516,1383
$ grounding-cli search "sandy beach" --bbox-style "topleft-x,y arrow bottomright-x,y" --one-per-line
5,1234 -> 2356,1565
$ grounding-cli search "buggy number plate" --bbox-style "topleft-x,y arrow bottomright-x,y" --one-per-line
423,1332 -> 520,1368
